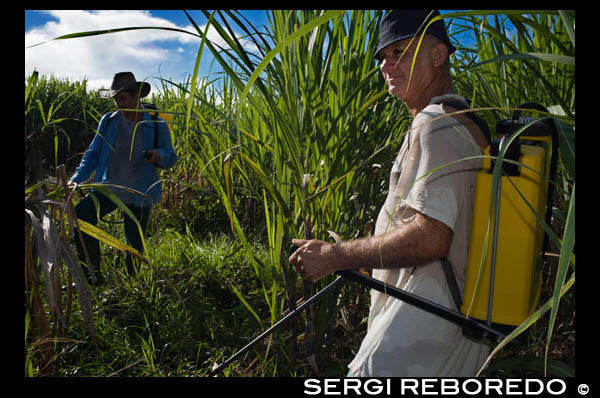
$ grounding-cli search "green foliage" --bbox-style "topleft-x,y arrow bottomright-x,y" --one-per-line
181,12 -> 409,367
24,9 -> 575,377
25,72 -> 113,181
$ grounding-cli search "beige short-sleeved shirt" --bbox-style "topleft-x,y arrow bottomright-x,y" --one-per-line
348,95 -> 489,377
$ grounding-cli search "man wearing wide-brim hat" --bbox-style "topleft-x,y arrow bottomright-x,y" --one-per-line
69,72 -> 178,283
97,71 -> 152,99
289,10 -> 490,376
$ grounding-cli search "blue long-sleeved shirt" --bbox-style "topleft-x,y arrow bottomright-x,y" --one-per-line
70,110 -> 178,207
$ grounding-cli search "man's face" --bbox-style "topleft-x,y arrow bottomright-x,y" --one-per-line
113,91 -> 139,112
378,36 -> 437,102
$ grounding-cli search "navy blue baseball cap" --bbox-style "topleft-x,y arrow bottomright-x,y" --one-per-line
375,10 -> 456,61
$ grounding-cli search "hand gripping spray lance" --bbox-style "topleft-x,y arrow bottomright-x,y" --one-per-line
210,245 -> 506,376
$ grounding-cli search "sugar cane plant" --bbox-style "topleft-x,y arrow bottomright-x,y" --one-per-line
25,9 -> 574,376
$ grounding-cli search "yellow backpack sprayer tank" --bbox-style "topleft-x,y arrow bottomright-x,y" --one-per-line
460,103 -> 558,338
142,102 -> 173,123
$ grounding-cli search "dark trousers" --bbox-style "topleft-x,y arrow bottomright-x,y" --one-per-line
74,189 -> 150,281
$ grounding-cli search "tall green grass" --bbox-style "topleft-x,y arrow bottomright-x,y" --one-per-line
25,71 -> 113,182
183,11 -> 410,369
25,9 -> 575,376
183,10 -> 575,375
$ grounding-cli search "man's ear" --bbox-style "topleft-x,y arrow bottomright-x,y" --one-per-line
432,42 -> 449,68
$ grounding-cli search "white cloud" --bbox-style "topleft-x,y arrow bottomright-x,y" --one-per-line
25,10 -> 259,93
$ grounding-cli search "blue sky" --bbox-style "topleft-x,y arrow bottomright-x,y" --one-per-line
25,10 -> 271,95
25,10 -> 475,96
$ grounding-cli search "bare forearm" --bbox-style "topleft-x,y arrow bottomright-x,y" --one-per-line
290,211 -> 452,283
335,214 -> 451,271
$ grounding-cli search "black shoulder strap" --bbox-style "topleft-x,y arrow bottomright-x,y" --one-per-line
142,103 -> 160,149
103,110 -> 158,150
109,111 -> 159,149
434,98 -> 491,145
432,98 -> 489,312
152,113 -> 159,149
441,258 -> 463,311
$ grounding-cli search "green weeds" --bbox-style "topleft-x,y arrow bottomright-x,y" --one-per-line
25,10 -> 574,377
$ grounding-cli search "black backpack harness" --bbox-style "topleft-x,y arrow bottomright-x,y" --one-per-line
430,98 -> 491,314
105,104 -> 160,153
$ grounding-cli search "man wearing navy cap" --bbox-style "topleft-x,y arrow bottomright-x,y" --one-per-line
290,11 -> 489,376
